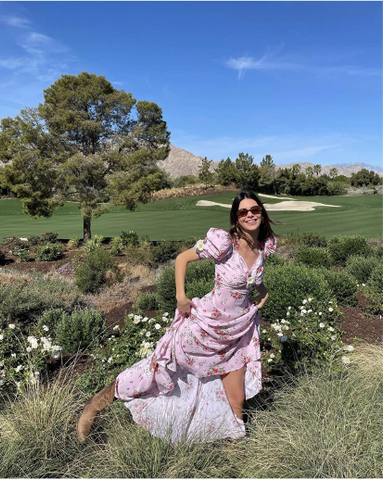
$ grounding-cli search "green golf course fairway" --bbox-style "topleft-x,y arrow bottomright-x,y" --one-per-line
0,193 -> 382,241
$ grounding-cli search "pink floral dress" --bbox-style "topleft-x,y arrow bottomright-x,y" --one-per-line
115,228 -> 277,443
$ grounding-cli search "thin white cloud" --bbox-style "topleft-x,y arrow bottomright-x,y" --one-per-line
1,15 -> 31,28
112,81 -> 124,86
226,53 -> 382,79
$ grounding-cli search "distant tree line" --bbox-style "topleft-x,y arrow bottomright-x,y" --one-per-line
189,154 -> 382,196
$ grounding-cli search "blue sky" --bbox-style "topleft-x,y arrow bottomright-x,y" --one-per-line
0,1 -> 382,168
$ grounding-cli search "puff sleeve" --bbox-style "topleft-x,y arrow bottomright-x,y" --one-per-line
194,228 -> 233,262
262,235 -> 277,260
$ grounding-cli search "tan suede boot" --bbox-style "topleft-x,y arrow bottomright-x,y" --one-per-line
77,380 -> 116,442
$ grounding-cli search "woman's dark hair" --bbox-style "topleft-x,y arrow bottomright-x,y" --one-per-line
229,190 -> 277,248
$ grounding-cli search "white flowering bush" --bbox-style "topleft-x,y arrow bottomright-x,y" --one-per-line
76,312 -> 172,395
0,323 -> 62,390
261,297 -> 346,372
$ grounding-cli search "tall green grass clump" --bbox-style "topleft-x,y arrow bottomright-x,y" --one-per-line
239,344 -> 383,479
0,379 -> 93,478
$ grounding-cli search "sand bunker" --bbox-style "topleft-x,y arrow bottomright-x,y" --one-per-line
196,199 -> 341,212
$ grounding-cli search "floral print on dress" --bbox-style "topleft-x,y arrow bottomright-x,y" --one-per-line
115,228 -> 276,444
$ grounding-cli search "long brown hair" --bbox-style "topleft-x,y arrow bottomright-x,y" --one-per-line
229,190 -> 277,249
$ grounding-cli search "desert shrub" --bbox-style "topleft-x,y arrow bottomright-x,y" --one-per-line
261,297 -> 343,372
264,253 -> 286,267
82,235 -> 104,254
75,246 -> 114,293
345,255 -> 378,284
173,175 -> 200,187
37,307 -> 67,334
261,264 -> 334,323
134,291 -> 159,312
294,245 -> 331,268
327,235 -> 374,266
139,235 -> 152,249
67,236 -> 80,250
0,271 -> 80,322
110,236 -> 124,256
152,240 -> 179,266
284,231 -> 327,248
177,236 -> 199,253
362,263 -> 383,315
157,260 -> 215,313
12,246 -> 30,262
4,237 -> 30,262
0,324 -> 63,388
125,247 -> 153,267
41,232 -> 58,244
316,268 -> 357,306
27,234 -> 41,246
120,230 -> 139,247
372,244 -> 383,258
36,242 -> 63,261
55,308 -> 106,354
326,181 -> 348,196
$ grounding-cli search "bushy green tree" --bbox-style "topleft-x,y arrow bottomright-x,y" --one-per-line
234,152 -> 259,189
198,157 -> 214,188
259,154 -> 277,194
216,157 -> 237,186
350,168 -> 382,187
0,72 -> 170,239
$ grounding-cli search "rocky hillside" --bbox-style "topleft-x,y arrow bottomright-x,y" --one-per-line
157,145 -> 219,178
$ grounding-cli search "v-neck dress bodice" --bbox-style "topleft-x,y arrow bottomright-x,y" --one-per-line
115,228 -> 277,444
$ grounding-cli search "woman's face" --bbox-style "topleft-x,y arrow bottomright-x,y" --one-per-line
237,198 -> 263,234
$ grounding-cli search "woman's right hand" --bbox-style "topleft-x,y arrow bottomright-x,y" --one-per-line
177,295 -> 196,316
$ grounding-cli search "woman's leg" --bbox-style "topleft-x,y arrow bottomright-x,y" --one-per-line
221,366 -> 245,420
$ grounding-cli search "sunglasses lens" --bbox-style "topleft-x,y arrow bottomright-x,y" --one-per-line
237,209 -> 248,218
251,206 -> 262,214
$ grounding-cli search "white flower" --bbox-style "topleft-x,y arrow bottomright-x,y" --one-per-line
341,356 -> 351,365
284,325 -> 289,331
107,356 -> 113,364
8,324 -> 15,329
15,365 -> 23,373
154,323 -> 161,330
42,325 -> 49,332
277,332 -> 283,337
145,331 -> 151,337
281,319 -> 286,324
0,334 -> 3,341
11,353 -> 16,358
195,241 -> 205,251
133,316 -> 141,325
299,306 -> 304,310
302,309 -> 307,314
331,335 -> 336,340
262,329 -> 267,334
270,353 -> 275,358
319,312 -> 322,316
113,325 -> 120,331
26,347 -> 32,353
308,298 -> 312,302
319,323 -> 325,328
246,277 -> 254,287
307,309 -> 312,313
267,358 -> 273,363
329,301 -> 333,304
300,312 -> 304,317
267,337 -> 271,341
302,299 -> 307,304
328,327 -> 335,332
142,317 -> 148,323
362,283 -> 366,287
163,312 -> 169,317
344,345 -> 355,352
286,312 -> 290,316
288,306 -> 292,310
329,307 -> 333,312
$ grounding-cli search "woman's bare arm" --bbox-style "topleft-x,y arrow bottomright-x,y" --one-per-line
175,247 -> 200,314
253,282 -> 269,309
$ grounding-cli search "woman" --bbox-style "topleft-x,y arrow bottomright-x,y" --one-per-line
77,190 -> 277,443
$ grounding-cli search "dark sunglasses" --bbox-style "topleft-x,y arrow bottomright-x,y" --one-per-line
237,206 -> 263,218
